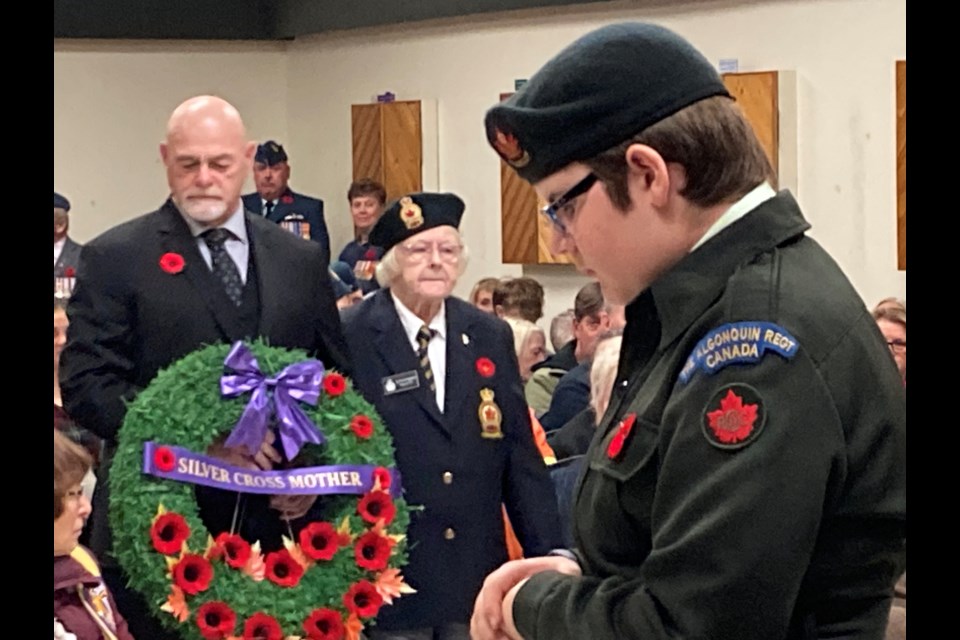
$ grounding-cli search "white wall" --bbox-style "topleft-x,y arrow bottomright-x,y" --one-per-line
54,0 -> 906,329
54,40 -> 287,242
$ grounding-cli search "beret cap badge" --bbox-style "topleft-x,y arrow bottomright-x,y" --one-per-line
399,196 -> 424,230
492,129 -> 531,168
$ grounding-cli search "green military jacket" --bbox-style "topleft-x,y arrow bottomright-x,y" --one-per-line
514,191 -> 906,639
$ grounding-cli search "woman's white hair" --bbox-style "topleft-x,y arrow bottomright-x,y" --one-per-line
590,332 -> 624,425
502,316 -> 544,359
375,227 -> 470,288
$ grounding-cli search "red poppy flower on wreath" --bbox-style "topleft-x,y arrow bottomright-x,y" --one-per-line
475,357 -> 496,378
373,466 -> 392,491
323,372 -> 346,397
264,548 -> 305,587
357,490 -> 396,526
303,608 -> 344,640
64,266 -> 76,278
606,413 -> 637,460
150,512 -> 190,555
281,194 -> 294,204
196,601 -> 236,640
214,532 -> 251,569
153,446 -> 176,472
159,252 -> 185,275
173,553 -> 214,595
350,414 -> 374,439
343,579 -> 384,618
299,522 -> 341,561
243,612 -> 283,640
354,530 -> 394,571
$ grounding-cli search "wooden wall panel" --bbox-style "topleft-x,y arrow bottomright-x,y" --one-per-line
381,101 -> 422,202
896,60 -> 906,271
352,104 -> 382,186
722,71 -> 779,176
500,160 -> 538,264
351,101 -> 422,204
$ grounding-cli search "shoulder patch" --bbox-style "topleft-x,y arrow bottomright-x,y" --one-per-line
679,322 -> 799,384
702,384 -> 766,450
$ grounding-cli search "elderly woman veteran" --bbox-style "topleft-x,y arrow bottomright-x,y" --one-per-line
54,429 -> 134,640
341,192 -> 562,640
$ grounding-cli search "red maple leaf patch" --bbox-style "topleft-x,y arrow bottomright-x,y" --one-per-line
706,389 -> 758,444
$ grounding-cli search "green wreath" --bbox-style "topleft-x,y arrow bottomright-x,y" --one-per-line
110,340 -> 412,640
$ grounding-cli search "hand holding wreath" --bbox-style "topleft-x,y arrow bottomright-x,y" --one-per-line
110,340 -> 413,640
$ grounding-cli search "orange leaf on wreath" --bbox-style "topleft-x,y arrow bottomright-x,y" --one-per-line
345,613 -> 364,640
282,535 -> 314,570
371,519 -> 406,546
375,568 -> 417,605
337,515 -> 353,546
160,585 -> 189,622
243,541 -> 265,581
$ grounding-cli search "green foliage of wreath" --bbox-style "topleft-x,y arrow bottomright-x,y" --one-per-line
109,340 -> 410,640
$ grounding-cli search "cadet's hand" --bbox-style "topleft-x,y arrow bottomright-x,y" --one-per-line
253,429 -> 283,471
470,556 -> 581,640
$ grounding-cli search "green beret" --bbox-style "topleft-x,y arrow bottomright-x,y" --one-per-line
484,22 -> 731,184
370,192 -> 465,253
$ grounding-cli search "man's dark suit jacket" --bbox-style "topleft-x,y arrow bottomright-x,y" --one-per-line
60,199 -> 350,558
243,187 -> 330,262
341,291 -> 562,631
54,236 -> 83,276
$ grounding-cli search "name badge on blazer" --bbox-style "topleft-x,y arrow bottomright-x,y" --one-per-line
382,370 -> 420,396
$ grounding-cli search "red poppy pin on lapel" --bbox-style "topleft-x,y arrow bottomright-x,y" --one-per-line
606,413 -> 637,460
281,195 -> 294,204
475,357 -> 495,377
159,252 -> 185,274
702,384 -> 766,450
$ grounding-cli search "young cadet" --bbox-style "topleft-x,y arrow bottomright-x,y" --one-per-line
471,22 -> 906,640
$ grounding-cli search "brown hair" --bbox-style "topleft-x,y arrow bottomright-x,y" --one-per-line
470,277 -> 500,305
574,282 -> 605,322
54,429 -> 91,519
873,304 -> 906,329
493,277 -> 545,322
585,96 -> 775,210
347,178 -> 387,205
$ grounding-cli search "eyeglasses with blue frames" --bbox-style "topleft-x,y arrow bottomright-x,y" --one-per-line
540,172 -> 598,235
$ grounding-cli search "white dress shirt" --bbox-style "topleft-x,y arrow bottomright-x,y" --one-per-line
179,202 -> 250,284
690,182 -> 777,252
391,293 -> 447,413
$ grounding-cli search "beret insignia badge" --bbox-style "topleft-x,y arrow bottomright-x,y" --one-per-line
492,129 -> 531,168
399,196 -> 424,230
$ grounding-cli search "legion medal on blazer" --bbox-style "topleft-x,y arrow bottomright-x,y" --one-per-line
478,388 -> 504,439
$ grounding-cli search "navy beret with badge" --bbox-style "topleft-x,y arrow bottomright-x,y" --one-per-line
255,140 -> 288,166
54,192 -> 71,212
369,192 -> 465,254
484,22 -> 731,184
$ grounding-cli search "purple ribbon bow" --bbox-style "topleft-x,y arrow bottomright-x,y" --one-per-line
220,341 -> 326,460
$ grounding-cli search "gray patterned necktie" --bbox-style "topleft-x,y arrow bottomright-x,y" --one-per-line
417,324 -> 437,393
202,228 -> 243,306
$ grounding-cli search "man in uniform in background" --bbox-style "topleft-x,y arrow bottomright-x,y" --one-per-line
242,140 -> 331,261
